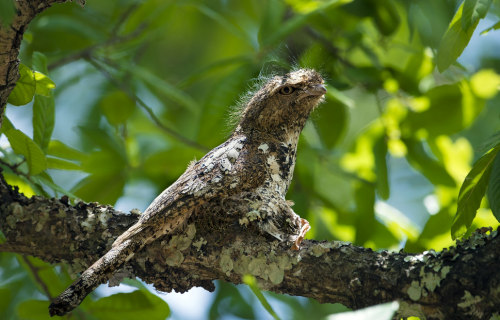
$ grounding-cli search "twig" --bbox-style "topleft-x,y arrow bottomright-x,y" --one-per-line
0,158 -> 33,182
47,24 -> 146,71
85,58 -> 210,152
110,3 -> 139,38
22,256 -> 54,301
305,27 -> 354,68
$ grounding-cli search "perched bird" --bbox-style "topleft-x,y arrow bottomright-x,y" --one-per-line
49,68 -> 327,316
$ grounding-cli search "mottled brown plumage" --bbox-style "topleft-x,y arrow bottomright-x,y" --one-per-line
49,68 -> 326,316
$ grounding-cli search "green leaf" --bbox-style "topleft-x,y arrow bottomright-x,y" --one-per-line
478,131 -> 500,152
17,300 -> 53,320
462,0 -> 493,32
480,20 -> 500,35
437,3 -> 479,73
452,145 -> 500,239
327,301 -> 399,320
46,157 -> 82,171
243,275 -> 281,320
258,0 -> 286,48
1,115 -> 15,134
32,51 -> 49,75
403,138 -> 456,187
263,0 -> 352,47
4,129 -> 47,175
34,72 -> 56,97
372,0 -> 400,36
488,151 -> 500,223
33,93 -> 55,153
374,136 -> 390,200
196,4 -> 255,48
34,173 -> 79,199
47,140 -> 88,162
0,0 -> 16,27
87,290 -> 170,320
72,171 -> 126,205
7,63 -> 36,106
314,96 -> 348,149
100,91 -> 136,125
132,66 -> 200,114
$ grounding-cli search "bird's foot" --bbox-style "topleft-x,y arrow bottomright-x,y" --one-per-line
291,218 -> 310,250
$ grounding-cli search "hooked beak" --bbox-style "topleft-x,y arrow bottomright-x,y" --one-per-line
307,84 -> 327,96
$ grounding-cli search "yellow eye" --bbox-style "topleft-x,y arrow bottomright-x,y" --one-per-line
279,86 -> 295,95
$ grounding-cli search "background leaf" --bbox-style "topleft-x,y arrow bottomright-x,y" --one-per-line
462,0 -> 493,32
488,151 -> 500,223
437,3 -> 478,73
4,129 -> 47,175
452,146 -> 500,239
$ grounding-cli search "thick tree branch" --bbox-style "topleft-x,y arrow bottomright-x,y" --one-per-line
1,172 -> 499,319
0,0 -> 78,131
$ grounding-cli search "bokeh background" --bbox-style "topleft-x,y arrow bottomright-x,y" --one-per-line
1,0 -> 500,319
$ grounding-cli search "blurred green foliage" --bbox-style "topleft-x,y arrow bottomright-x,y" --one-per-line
2,0 -> 500,319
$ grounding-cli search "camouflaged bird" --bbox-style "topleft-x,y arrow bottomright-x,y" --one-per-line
48,68 -> 327,316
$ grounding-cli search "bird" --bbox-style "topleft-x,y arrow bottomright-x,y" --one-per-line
48,68 -> 327,316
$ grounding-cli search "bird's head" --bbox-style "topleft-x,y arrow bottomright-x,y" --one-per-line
234,68 -> 326,139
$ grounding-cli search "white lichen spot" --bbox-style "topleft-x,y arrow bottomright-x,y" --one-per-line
246,210 -> 261,221
220,158 -> 232,174
267,263 -> 284,284
227,149 -> 240,163
408,281 -> 422,301
193,237 -> 207,252
458,290 -> 482,309
81,213 -> 96,232
258,143 -> 269,154
165,251 -> 184,267
130,208 -> 142,215
220,251 -> 234,276
239,217 -> 249,226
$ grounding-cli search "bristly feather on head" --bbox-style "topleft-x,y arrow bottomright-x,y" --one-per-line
228,66 -> 326,138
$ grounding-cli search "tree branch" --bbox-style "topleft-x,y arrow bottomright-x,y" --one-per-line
0,172 -> 499,319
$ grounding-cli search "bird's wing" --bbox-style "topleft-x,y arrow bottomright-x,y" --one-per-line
113,135 -> 263,247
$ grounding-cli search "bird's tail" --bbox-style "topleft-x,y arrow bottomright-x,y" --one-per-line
48,237 -> 143,317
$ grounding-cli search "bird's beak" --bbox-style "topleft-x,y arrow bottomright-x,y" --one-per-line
307,84 -> 327,96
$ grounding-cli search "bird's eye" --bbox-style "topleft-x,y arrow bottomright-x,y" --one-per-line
279,86 -> 295,95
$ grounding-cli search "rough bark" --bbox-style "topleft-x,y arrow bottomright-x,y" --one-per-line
0,0 -> 79,129
1,173 -> 499,319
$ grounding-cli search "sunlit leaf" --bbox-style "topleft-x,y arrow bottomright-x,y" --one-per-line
470,69 -> 500,99
243,275 -> 281,320
437,3 -> 478,73
451,145 -> 500,239
33,72 -> 56,97
7,64 -> 36,106
462,0 -> 493,32
4,129 -> 47,175
86,290 -> 170,320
